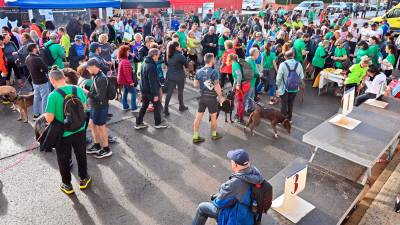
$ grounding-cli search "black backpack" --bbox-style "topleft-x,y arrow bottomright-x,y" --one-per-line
94,75 -> 117,100
251,180 -> 273,224
238,58 -> 254,81
56,86 -> 86,132
40,43 -> 56,66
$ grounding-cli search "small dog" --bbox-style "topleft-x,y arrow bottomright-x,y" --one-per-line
245,104 -> 291,138
215,90 -> 235,123
14,93 -> 34,123
109,76 -> 123,101
186,60 -> 196,80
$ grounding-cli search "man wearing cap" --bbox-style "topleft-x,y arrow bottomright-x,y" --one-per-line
192,149 -> 264,225
44,33 -> 65,69
88,42 -> 110,74
68,35 -> 86,70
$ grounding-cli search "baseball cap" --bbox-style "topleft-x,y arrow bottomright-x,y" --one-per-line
86,58 -> 101,68
227,149 -> 249,166
89,42 -> 100,53
74,35 -> 83,41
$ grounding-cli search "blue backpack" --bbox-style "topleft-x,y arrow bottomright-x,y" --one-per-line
284,62 -> 301,93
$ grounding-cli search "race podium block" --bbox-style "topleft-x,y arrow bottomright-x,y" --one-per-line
329,87 -> 361,130
271,160 -> 315,223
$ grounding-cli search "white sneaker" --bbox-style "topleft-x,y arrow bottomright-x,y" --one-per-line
131,109 -> 140,113
154,124 -> 168,129
134,123 -> 148,130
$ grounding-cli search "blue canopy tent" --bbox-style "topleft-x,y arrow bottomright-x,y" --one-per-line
5,0 -> 121,9
121,0 -> 170,8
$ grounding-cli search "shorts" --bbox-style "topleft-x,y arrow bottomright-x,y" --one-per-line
90,107 -> 108,126
198,95 -> 218,114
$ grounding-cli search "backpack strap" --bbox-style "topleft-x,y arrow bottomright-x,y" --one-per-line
56,88 -> 66,98
72,85 -> 77,96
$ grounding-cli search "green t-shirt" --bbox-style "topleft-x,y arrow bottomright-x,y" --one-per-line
45,85 -> 87,137
246,57 -> 259,87
334,47 -> 347,68
386,53 -> 396,66
345,64 -> 368,85
356,49 -> 369,63
232,61 -> 242,82
308,11 -> 315,22
312,45 -> 326,69
213,11 -> 220,19
325,31 -> 333,40
218,35 -> 230,58
367,44 -> 379,66
293,38 -> 306,62
262,51 -> 277,69
176,31 -> 187,49
258,10 -> 265,18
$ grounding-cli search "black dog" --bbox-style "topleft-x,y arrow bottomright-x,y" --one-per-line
209,91 -> 235,123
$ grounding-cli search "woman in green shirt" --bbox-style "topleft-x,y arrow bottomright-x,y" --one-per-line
261,43 -> 278,104
367,36 -> 380,66
332,39 -> 348,69
383,44 -> 396,78
355,41 -> 369,63
312,40 -> 329,82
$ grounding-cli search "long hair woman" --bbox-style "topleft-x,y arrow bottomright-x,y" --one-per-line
117,45 -> 137,112
164,41 -> 188,116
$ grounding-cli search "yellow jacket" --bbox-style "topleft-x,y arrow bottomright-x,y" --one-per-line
60,34 -> 71,57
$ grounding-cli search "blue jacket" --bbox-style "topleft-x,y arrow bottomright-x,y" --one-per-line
171,19 -> 180,31
213,167 -> 264,225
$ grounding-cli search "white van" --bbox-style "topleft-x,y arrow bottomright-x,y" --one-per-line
242,0 -> 263,11
294,1 -> 324,16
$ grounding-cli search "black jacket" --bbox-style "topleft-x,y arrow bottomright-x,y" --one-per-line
88,72 -> 109,110
68,43 -> 86,70
140,56 -> 160,98
25,53 -> 48,85
38,119 -> 63,152
107,24 -> 116,43
143,20 -> 152,37
137,45 -> 149,62
166,51 -> 187,82
201,33 -> 218,56
66,19 -> 82,40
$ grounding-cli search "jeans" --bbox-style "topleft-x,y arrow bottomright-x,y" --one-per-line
33,82 -> 50,116
164,79 -> 185,111
55,131 -> 88,185
355,93 -> 376,106
122,85 -> 137,110
245,87 -> 255,112
280,92 -> 297,120
136,95 -> 162,126
192,202 -> 218,225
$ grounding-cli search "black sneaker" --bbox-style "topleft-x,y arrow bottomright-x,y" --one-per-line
60,183 -> 74,195
193,136 -> 206,144
179,106 -> 188,111
134,123 -> 148,130
79,176 -> 92,190
211,133 -> 222,141
94,148 -> 112,159
87,143 -> 101,154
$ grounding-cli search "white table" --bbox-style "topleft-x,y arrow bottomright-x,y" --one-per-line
318,70 -> 345,95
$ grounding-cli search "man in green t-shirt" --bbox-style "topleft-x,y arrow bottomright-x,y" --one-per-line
45,67 -> 91,195
176,24 -> 187,50
293,33 -> 310,63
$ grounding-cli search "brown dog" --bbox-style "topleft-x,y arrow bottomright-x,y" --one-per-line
109,76 -> 123,101
14,93 -> 34,123
0,85 -> 17,102
245,104 -> 291,138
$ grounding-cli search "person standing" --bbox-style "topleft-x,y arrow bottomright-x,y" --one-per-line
44,33 -> 65,69
25,43 -> 50,119
86,59 -> 112,158
2,33 -> 20,86
201,26 -> 218,57
135,48 -> 168,129
192,53 -> 224,144
245,48 -> 260,114
59,27 -> 71,58
68,35 -> 86,70
219,40 -> 236,88
293,33 -> 309,64
170,15 -> 181,32
192,148 -> 264,225
66,16 -> 82,42
45,66 -> 91,195
276,50 -> 304,122
88,42 -> 110,74
0,35 -> 8,86
117,45 -> 138,112
176,25 -> 188,52
218,28 -> 230,59
164,41 -> 188,116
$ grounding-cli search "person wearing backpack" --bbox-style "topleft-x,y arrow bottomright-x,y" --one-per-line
86,58 -> 113,159
192,148 -> 265,225
45,66 -> 91,195
43,33 -> 65,69
244,48 -> 260,114
276,50 -> 304,122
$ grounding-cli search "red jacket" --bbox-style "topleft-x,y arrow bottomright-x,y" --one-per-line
220,48 -> 236,74
117,58 -> 133,86
0,47 -> 7,75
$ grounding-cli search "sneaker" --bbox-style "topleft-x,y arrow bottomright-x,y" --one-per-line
94,148 -> 112,159
131,108 -> 139,113
87,143 -> 101,154
134,123 -> 148,130
211,132 -> 222,141
79,176 -> 92,190
122,107 -> 130,112
193,136 -> 206,144
179,106 -> 188,111
60,183 -> 74,195
154,123 -> 168,129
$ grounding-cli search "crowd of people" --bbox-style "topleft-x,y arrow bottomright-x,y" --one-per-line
1,4 -> 400,224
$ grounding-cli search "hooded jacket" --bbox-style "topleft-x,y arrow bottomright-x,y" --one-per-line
213,166 -> 264,225
140,56 -> 160,98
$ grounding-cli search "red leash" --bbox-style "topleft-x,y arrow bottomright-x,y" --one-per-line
0,142 -> 38,174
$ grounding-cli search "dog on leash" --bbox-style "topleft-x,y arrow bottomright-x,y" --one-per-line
14,93 -> 34,123
245,104 -> 291,138
213,90 -> 235,123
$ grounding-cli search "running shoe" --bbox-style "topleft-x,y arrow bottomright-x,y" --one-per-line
79,176 -> 92,190
86,143 -> 101,154
60,183 -> 74,195
134,123 -> 148,130
94,148 -> 112,159
211,133 -> 222,141
193,136 -> 206,144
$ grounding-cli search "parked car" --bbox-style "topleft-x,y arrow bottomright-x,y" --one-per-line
242,0 -> 263,11
327,2 -> 348,12
294,1 -> 324,16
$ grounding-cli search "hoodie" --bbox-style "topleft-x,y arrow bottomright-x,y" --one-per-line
140,56 -> 160,98
214,166 -> 264,225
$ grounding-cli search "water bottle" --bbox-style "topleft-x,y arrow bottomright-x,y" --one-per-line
252,200 -> 258,214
